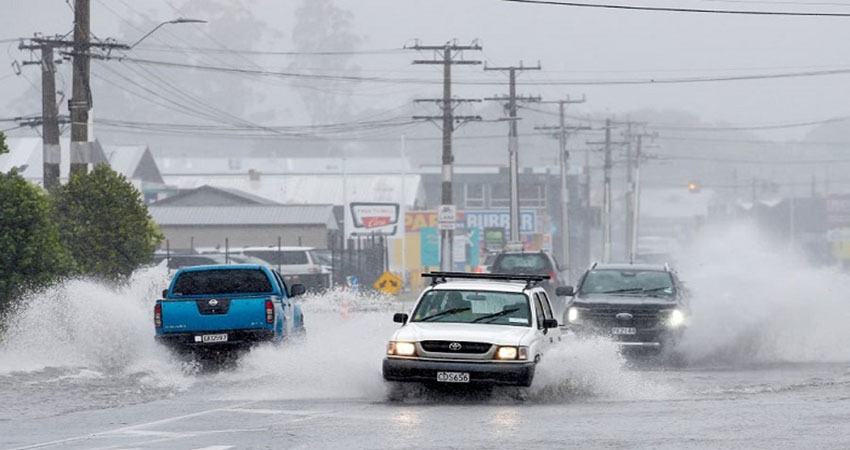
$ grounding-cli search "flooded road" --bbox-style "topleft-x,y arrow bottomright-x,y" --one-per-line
2,227 -> 850,449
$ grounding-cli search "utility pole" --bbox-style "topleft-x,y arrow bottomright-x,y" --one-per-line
534,96 -> 589,276
631,134 -> 642,262
587,119 -> 626,263
624,122 -> 634,260
484,62 -> 541,244
409,40 -> 482,271
628,132 -> 656,262
70,0 -> 92,176
21,7 -> 188,182
616,120 -> 646,260
19,38 -> 63,191
602,121 -> 612,263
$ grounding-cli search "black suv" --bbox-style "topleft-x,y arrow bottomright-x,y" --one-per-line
490,251 -> 569,317
562,263 -> 688,350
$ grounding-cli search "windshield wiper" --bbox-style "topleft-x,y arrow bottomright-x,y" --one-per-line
418,307 -> 471,322
641,286 -> 671,293
640,286 -> 673,297
471,308 -> 520,323
599,288 -> 644,294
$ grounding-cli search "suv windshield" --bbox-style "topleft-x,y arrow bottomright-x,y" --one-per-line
411,290 -> 531,327
492,253 -> 552,274
579,269 -> 675,298
172,269 -> 273,296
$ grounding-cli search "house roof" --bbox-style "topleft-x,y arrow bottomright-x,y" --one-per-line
149,205 -> 338,230
104,145 -> 165,185
161,174 -> 424,208
0,137 -> 109,182
150,185 -> 279,207
156,156 -> 414,175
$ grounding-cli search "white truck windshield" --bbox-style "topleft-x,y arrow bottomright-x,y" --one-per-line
411,290 -> 531,327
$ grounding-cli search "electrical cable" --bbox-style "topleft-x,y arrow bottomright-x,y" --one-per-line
502,0 -> 850,16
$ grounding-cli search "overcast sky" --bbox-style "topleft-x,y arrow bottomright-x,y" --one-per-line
3,0 -> 850,142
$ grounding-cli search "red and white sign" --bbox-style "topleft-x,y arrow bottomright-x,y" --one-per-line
348,203 -> 400,236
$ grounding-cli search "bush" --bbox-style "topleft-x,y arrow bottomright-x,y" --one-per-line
0,169 -> 74,317
53,164 -> 162,280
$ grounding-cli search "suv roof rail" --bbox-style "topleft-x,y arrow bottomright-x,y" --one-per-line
422,271 -> 550,288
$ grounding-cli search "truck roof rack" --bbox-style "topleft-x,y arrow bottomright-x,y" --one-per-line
422,271 -> 550,289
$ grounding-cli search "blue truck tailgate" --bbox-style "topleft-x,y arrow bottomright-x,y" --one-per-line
160,296 -> 271,333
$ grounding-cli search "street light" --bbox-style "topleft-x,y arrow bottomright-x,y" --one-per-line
131,18 -> 207,49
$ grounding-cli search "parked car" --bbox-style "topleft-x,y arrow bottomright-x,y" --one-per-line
154,265 -> 306,357
240,246 -> 331,292
153,252 -> 269,270
562,262 -> 689,352
383,271 -> 564,388
489,250 -> 570,317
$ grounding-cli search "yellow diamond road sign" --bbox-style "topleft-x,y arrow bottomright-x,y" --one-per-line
374,271 -> 403,295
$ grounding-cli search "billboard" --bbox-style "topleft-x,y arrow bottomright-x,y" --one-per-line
346,202 -> 401,237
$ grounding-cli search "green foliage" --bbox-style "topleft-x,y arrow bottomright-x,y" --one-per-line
0,132 -> 8,155
0,170 -> 74,316
53,164 -> 162,280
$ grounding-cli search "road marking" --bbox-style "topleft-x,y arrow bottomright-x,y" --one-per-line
189,447 -> 234,450
119,430 -> 184,437
226,408 -> 284,415
7,400 -> 261,450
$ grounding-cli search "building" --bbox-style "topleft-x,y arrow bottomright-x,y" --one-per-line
148,184 -> 337,250
149,184 -> 279,207
149,204 -> 338,250
0,137 -> 109,184
103,145 -> 166,203
156,156 -> 427,209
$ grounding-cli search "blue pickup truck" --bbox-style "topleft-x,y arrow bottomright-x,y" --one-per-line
154,265 -> 306,354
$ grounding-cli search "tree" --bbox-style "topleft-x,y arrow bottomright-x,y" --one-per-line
53,164 -> 162,280
0,167 -> 74,317
0,131 -> 8,155
289,0 -> 362,124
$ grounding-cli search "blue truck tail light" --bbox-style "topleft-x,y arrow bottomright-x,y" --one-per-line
154,303 -> 163,328
266,299 -> 274,324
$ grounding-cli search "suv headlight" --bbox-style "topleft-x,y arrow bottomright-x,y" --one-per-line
387,341 -> 416,356
567,306 -> 581,323
666,309 -> 685,328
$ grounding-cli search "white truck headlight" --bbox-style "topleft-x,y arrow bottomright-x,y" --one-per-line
494,346 -> 528,360
387,341 -> 416,356
666,309 -> 685,328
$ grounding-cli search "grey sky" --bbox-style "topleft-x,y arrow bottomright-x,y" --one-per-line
2,0 -> 850,141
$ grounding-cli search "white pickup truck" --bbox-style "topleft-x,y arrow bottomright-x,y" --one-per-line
382,272 -> 563,387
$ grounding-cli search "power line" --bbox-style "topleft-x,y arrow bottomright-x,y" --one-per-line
502,0 -> 850,16
521,104 -> 850,131
86,54 -> 850,86
654,154 -> 850,165
134,43 -> 406,56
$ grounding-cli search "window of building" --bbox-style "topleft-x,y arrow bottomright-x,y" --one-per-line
465,183 -> 485,208
490,183 -> 510,208
520,183 -> 546,208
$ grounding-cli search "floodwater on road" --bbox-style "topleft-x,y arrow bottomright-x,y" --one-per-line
1,226 -> 849,449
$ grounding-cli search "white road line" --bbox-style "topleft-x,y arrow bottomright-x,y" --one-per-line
119,430 -> 184,437
226,408 -> 284,415
6,400 -> 261,450
189,447 -> 234,450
